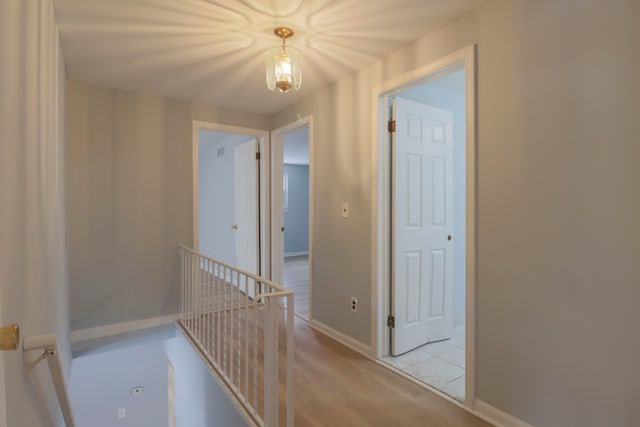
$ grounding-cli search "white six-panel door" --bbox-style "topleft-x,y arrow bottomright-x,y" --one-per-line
234,138 -> 259,275
392,97 -> 454,356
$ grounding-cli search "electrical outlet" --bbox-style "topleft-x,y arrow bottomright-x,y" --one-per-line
350,296 -> 358,313
118,408 -> 126,419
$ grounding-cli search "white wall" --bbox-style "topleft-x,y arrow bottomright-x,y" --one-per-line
70,340 -> 169,427
0,1 -> 70,426
164,334 -> 249,427
401,69 -> 466,327
272,0 -> 640,425
66,82 -> 271,331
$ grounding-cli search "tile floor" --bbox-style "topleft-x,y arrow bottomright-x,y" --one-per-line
382,325 -> 465,401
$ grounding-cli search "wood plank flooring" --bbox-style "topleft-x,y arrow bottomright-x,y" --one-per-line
184,273 -> 489,427
283,255 -> 310,320
291,317 -> 489,427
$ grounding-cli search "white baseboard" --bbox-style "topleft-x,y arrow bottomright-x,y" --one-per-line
71,314 -> 180,343
474,400 -> 534,427
309,319 -> 372,357
284,250 -> 308,258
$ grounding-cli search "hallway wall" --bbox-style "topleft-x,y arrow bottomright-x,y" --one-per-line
272,0 -> 640,425
66,82 -> 271,331
0,1 -> 70,426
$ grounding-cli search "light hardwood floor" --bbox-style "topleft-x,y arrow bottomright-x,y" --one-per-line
283,255 -> 310,320
185,311 -> 489,427
287,317 -> 488,427
185,273 -> 488,427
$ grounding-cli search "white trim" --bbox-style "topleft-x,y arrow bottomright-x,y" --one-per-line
284,250 -> 308,258
463,45 -> 478,405
474,400 -> 534,427
309,320 -> 372,357
70,314 -> 180,343
192,120 -> 271,278
371,45 -> 478,407
271,116 -> 314,321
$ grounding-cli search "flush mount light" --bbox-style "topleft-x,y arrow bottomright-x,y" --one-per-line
266,26 -> 301,93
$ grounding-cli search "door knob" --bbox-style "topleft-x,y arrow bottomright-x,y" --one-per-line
0,324 -> 19,351
231,224 -> 238,230
448,235 -> 452,241
281,226 -> 285,232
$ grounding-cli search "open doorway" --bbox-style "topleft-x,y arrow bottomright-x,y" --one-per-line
192,121 -> 270,276
373,47 -> 477,405
271,117 -> 313,321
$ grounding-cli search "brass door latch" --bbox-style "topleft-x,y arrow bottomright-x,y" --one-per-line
0,324 -> 19,351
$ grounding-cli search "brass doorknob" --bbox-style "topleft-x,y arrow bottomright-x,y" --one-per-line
0,324 -> 19,351
231,224 -> 238,230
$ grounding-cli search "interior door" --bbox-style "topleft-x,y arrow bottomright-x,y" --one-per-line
392,97 -> 454,356
234,138 -> 259,275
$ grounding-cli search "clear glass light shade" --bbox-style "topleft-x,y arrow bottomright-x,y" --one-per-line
266,45 -> 301,92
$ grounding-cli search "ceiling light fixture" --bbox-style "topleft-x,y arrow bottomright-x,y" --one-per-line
266,27 -> 301,93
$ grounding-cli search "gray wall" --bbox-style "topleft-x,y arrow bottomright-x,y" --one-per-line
283,164 -> 310,255
165,333 -> 248,427
401,70 -> 466,328
66,81 -> 271,330
0,1 -> 70,426
272,0 -> 640,425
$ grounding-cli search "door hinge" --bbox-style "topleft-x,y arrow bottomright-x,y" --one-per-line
256,152 -> 261,160
387,315 -> 395,328
388,120 -> 396,133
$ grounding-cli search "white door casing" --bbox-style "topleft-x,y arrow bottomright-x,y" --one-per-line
392,97 -> 454,356
270,133 -> 285,284
234,138 -> 259,275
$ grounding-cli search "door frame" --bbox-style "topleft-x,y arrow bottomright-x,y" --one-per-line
270,116 -> 314,320
370,45 -> 477,407
192,120 -> 271,277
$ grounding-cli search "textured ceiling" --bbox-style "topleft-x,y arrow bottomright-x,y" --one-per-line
54,0 -> 489,115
